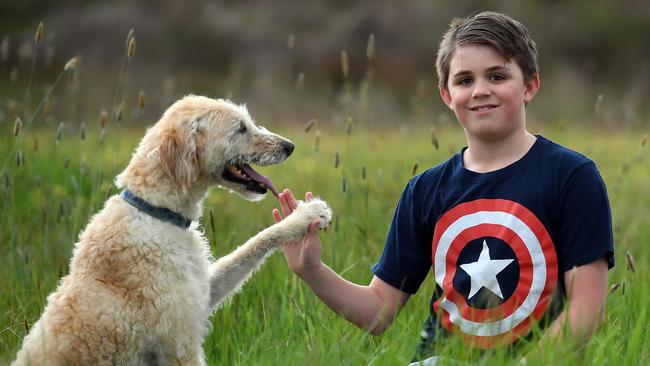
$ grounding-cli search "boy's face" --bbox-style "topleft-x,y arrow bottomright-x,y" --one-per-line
440,44 -> 540,143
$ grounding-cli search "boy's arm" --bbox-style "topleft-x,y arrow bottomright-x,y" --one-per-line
275,189 -> 411,335
524,257 -> 608,361
299,262 -> 410,335
536,162 -> 613,347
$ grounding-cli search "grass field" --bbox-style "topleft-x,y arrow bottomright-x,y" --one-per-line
1,106 -> 648,365
0,23 -> 647,364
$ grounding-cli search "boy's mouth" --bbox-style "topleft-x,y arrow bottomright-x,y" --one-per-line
470,104 -> 498,112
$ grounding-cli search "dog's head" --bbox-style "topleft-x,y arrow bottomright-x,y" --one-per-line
138,95 -> 294,201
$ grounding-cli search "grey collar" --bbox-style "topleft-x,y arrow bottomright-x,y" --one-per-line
121,189 -> 192,229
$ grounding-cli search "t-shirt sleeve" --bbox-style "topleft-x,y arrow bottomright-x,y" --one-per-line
558,162 -> 615,273
372,179 -> 432,294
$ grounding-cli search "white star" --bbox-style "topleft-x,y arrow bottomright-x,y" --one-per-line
459,240 -> 514,300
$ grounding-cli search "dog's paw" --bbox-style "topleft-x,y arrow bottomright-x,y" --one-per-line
293,198 -> 332,229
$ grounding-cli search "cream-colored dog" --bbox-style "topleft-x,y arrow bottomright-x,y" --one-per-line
12,95 -> 332,366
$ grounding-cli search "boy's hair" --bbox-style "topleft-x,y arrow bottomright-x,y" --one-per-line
436,11 -> 539,90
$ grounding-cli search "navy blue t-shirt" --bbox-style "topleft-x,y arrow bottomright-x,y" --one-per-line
372,135 -> 614,350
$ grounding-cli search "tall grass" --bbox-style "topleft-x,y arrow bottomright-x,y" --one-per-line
1,120 -> 648,365
0,23 -> 648,366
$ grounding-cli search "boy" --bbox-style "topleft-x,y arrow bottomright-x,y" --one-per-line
273,11 -> 614,364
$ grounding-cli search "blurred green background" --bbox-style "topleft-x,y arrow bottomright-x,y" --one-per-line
1,0 -> 649,128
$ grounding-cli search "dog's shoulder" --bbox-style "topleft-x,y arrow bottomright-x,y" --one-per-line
70,196 -> 210,279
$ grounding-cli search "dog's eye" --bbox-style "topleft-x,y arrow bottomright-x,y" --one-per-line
238,121 -> 247,134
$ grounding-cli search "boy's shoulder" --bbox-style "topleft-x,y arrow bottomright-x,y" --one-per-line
537,135 -> 592,164
537,135 -> 594,167
409,153 -> 457,186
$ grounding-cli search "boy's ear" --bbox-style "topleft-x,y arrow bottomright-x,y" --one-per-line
524,73 -> 541,104
439,87 -> 453,110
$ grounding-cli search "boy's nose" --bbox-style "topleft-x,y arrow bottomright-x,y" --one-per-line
471,79 -> 492,98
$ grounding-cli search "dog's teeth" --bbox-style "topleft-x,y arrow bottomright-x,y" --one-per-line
227,165 -> 251,180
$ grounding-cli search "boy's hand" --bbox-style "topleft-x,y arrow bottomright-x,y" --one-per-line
273,189 -> 324,277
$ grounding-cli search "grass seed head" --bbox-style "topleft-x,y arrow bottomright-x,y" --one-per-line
124,29 -> 136,59
63,156 -> 70,169
342,172 -> 347,193
621,279 -> 626,295
595,94 -> 604,115
125,28 -> 134,48
127,36 -> 136,60
16,150 -> 24,166
314,130 -> 321,152
334,151 -> 340,168
412,161 -> 419,175
80,121 -> 86,140
13,117 -> 22,136
24,319 -> 30,334
138,91 -> 146,110
304,119 -> 317,132
340,50 -> 349,79
296,72 -> 305,91
361,165 -> 366,180
99,109 -> 108,129
116,102 -> 124,122
56,121 -> 64,145
641,134 -> 647,147
430,126 -> 439,149
625,250 -> 636,274
609,282 -> 620,294
64,56 -> 78,71
366,34 -> 375,61
35,22 -> 44,46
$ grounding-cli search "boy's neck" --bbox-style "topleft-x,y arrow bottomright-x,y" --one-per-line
463,130 -> 537,173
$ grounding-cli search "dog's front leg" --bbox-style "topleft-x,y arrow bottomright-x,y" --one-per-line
207,198 -> 331,309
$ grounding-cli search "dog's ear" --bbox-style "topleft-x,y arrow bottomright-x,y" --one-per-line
159,123 -> 198,193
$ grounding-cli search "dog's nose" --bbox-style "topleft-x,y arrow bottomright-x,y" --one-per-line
282,141 -> 295,156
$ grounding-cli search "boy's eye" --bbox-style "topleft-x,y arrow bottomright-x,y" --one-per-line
457,77 -> 472,86
489,74 -> 506,81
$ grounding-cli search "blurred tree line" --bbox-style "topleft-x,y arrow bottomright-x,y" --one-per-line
1,0 -> 649,127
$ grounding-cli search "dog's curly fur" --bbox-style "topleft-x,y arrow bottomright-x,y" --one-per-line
12,95 -> 332,366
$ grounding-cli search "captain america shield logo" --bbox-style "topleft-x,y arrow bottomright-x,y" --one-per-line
431,199 -> 558,348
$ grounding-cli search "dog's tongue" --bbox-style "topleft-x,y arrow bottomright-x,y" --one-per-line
240,163 -> 280,198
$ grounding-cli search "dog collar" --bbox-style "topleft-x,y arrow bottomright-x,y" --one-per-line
120,189 -> 192,229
